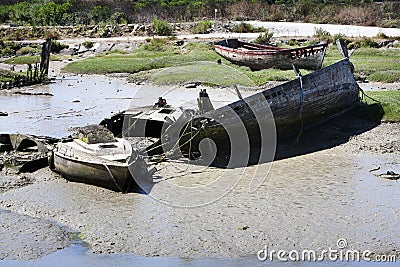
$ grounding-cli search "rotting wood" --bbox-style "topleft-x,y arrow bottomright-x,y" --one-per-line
214,38 -> 329,71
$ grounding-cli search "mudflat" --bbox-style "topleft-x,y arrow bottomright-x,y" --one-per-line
0,117 -> 399,260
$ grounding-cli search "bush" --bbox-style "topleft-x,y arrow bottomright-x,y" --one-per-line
376,32 -> 389,39
349,37 -> 379,49
16,46 -> 38,55
254,30 -> 274,45
153,19 -> 173,36
193,20 -> 212,34
143,38 -> 167,51
233,22 -> 266,33
333,33 -> 348,44
82,41 -> 94,49
288,39 -> 299,46
314,27 -> 331,39
0,41 -> 21,57
51,40 -> 69,53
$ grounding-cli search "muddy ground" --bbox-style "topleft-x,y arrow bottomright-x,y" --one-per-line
0,114 -> 399,261
0,24 -> 399,262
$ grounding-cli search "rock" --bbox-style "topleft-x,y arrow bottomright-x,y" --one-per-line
0,111 -> 8,116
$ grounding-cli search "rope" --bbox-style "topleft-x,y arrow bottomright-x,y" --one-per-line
358,87 -> 381,104
102,163 -> 124,192
295,69 -> 304,143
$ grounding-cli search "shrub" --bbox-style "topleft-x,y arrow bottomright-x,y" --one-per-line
314,27 -> 331,39
288,39 -> 298,46
143,38 -> 167,51
376,32 -> 389,39
254,30 -> 274,45
16,46 -> 38,55
233,22 -> 266,33
333,33 -> 347,44
153,19 -> 173,36
0,41 -> 21,57
348,37 -> 379,49
193,20 -> 212,34
82,41 -> 94,49
44,30 -> 60,40
51,40 -> 69,53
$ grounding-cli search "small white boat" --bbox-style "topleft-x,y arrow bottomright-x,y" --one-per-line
50,125 -> 152,192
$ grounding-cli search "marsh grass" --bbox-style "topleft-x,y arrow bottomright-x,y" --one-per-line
144,62 -> 255,87
361,90 -> 400,122
323,46 -> 400,83
64,42 -> 400,85
3,54 -> 62,65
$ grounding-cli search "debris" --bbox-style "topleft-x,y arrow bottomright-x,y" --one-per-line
377,171 -> 400,180
185,82 -> 201,88
237,225 -> 249,230
0,111 -> 8,116
14,91 -> 53,96
369,166 -> 380,172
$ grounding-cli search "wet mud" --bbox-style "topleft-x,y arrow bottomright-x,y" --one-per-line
0,121 -> 399,261
0,63 -> 399,263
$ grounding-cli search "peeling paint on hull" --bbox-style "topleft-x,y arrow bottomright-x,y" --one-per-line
214,39 -> 328,70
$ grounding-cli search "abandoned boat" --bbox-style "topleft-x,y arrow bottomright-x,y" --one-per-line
214,38 -> 329,70
49,125 -> 152,192
101,41 -> 359,164
100,97 -> 188,155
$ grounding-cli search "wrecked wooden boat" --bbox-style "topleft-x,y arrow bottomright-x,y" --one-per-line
100,97 -> 186,155
214,38 -> 328,70
49,125 -> 153,192
0,133 -> 58,172
179,40 -> 359,162
102,41 -> 359,164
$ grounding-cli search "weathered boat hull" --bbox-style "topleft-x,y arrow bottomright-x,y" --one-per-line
53,152 -> 135,192
182,58 -> 359,158
214,39 -> 328,70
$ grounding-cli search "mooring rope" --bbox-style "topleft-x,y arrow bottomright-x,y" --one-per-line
295,69 -> 304,143
103,163 -> 124,192
358,86 -> 381,104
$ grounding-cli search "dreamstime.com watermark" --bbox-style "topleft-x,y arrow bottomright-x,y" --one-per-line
257,239 -> 397,262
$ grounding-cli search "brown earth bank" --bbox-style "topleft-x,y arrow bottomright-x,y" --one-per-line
0,116 -> 399,260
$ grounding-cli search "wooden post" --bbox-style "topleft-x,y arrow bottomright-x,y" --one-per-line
39,39 -> 51,81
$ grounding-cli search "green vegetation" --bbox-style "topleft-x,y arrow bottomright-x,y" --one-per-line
82,41 -> 94,49
192,20 -> 212,34
16,46 -> 39,55
314,27 -> 331,39
323,45 -> 400,83
63,40 -> 400,87
1,1 -> 399,27
359,91 -> 400,122
144,62 -> 255,87
3,54 -> 62,64
0,40 -> 22,57
50,40 -> 69,53
0,69 -> 19,82
153,19 -> 173,36
232,22 -> 266,33
254,30 -> 274,45
64,41 -> 217,75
